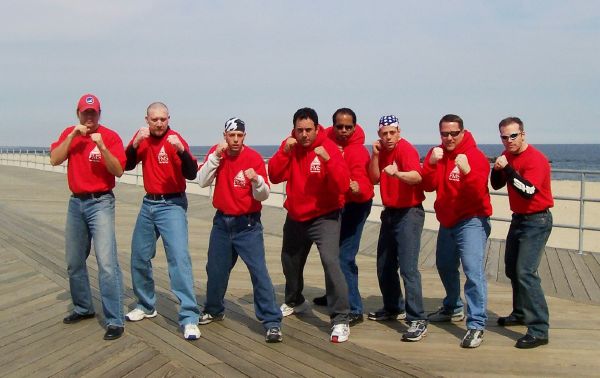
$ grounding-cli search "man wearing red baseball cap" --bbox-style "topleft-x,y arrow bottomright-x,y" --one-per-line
50,93 -> 127,341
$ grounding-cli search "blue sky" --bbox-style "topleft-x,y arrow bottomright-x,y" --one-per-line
2,1 -> 599,147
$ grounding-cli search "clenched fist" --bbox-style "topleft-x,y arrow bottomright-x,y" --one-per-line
284,137 -> 297,153
429,147 -> 443,165
372,140 -> 382,156
383,162 -> 398,177
215,140 -> 229,158
455,154 -> 471,174
167,134 -> 184,152
90,133 -> 105,149
349,180 -> 360,194
133,127 -> 150,148
314,146 -> 330,161
494,155 -> 508,171
244,168 -> 258,183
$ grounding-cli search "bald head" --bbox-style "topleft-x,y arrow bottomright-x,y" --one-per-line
146,102 -> 169,116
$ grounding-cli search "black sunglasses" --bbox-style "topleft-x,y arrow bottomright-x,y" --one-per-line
501,132 -> 521,141
440,130 -> 461,138
335,124 -> 354,131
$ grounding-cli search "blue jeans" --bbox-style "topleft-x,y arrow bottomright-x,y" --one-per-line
505,210 -> 552,338
65,193 -> 124,327
204,211 -> 281,330
377,206 -> 426,321
339,200 -> 372,315
130,195 -> 199,326
436,216 -> 491,330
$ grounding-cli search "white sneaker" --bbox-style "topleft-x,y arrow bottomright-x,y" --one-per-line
280,301 -> 309,317
183,324 -> 201,340
125,308 -> 158,322
330,323 -> 350,343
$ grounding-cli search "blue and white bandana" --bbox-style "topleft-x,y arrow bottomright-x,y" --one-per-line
224,117 -> 245,132
378,115 -> 399,129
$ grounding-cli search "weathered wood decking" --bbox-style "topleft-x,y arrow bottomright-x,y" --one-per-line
1,165 -> 599,377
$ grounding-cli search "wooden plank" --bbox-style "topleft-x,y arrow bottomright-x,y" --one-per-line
545,247 -> 573,299
570,251 -> 600,302
557,249 -> 589,301
121,353 -> 171,378
583,252 -> 600,292
538,249 -> 557,296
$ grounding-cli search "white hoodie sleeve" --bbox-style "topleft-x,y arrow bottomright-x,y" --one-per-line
197,152 -> 221,187
251,174 -> 270,202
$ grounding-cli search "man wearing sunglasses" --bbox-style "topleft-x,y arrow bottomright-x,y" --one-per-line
312,108 -> 374,326
491,117 -> 553,349
367,115 -> 428,342
422,114 -> 492,348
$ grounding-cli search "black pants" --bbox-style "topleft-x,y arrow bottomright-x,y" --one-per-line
281,211 -> 350,324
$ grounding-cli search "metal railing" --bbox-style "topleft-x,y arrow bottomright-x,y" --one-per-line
2,147 -> 599,254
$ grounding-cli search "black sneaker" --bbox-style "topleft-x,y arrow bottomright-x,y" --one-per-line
402,320 -> 428,342
367,309 -> 407,321
460,329 -> 484,348
265,327 -> 283,343
349,313 -> 364,326
497,314 -> 525,327
199,312 -> 225,325
312,295 -> 327,306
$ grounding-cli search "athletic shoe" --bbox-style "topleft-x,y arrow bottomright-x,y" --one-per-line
312,295 -> 327,306
330,323 -> 350,343
427,306 -> 465,322
183,324 -> 201,340
401,320 -> 428,342
367,309 -> 407,321
349,313 -> 364,326
125,308 -> 158,322
497,314 -> 525,326
199,312 -> 225,325
460,329 -> 484,348
280,301 -> 309,317
265,327 -> 283,343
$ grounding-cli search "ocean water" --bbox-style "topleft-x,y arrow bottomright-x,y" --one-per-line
190,144 -> 600,181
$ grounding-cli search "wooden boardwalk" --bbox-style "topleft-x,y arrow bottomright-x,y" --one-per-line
1,165 -> 600,377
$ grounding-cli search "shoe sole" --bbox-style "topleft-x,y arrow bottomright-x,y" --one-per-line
185,334 -> 200,340
126,311 -> 158,322
367,313 -> 407,321
281,302 -> 309,317
402,329 -> 428,342
199,315 -> 225,325
330,335 -> 349,343
266,337 -> 283,343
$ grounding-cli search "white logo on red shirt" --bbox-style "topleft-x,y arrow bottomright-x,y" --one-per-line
310,156 -> 321,173
449,166 -> 461,182
88,146 -> 101,163
158,146 -> 169,164
233,170 -> 247,188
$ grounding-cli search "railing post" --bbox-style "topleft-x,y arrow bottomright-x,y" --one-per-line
578,172 -> 585,255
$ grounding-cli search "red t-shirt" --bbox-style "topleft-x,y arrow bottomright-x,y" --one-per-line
378,138 -> 425,208
504,145 -> 554,214
202,145 -> 268,215
50,125 -> 126,193
127,129 -> 196,194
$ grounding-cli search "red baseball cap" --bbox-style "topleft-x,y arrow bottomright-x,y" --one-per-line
77,94 -> 101,113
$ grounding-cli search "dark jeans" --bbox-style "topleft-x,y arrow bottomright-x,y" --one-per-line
505,210 -> 553,338
205,211 -> 281,330
340,200 -> 372,315
281,211 -> 350,325
376,205 -> 426,321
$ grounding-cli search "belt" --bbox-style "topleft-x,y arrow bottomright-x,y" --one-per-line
72,190 -> 113,199
145,192 -> 185,201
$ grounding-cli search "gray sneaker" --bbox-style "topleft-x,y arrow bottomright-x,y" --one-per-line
265,327 -> 283,343
461,329 -> 484,348
402,320 -> 428,342
427,306 -> 465,322
199,312 -> 225,325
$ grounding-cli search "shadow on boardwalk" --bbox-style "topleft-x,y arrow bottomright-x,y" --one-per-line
0,165 -> 599,377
